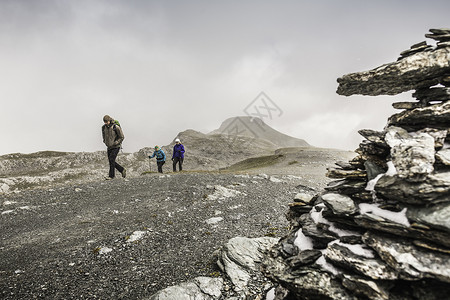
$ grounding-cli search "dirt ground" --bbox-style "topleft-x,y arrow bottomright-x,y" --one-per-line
1,171 -> 327,299
0,145 -> 356,299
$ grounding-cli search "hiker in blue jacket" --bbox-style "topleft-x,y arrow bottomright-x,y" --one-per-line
149,146 -> 166,173
172,138 -> 185,172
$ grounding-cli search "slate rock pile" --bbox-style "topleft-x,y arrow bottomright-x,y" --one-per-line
263,29 -> 450,300
336,29 -> 450,96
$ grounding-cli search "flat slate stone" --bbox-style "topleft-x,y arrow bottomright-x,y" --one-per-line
429,28 -> 450,35
425,33 -> 450,42
342,275 -> 390,300
336,47 -> 450,96
325,243 -> 398,280
363,232 -> 450,283
407,202 -> 450,233
392,101 -> 423,110
388,101 -> 450,129
436,149 -> 450,165
413,87 -> 450,102
321,193 -> 357,216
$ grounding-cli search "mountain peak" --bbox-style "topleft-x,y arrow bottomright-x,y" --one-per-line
209,116 -> 310,148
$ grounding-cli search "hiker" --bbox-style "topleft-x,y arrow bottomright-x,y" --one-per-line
172,138 -> 185,172
102,115 -> 126,180
149,146 -> 166,173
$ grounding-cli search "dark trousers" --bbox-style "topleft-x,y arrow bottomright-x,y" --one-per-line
107,147 -> 124,178
173,157 -> 183,171
157,161 -> 165,173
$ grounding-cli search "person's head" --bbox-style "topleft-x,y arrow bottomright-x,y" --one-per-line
175,138 -> 181,144
103,115 -> 112,125
155,146 -> 160,150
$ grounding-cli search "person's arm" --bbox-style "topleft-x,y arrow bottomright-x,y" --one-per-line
114,125 -> 125,146
149,152 -> 155,158
102,125 -> 106,144
180,145 -> 185,154
162,150 -> 166,161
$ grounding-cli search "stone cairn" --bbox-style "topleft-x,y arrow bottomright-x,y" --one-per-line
263,29 -> 450,300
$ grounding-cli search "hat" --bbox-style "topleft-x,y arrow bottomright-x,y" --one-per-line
175,138 -> 181,143
103,115 -> 112,122
155,145 -> 160,150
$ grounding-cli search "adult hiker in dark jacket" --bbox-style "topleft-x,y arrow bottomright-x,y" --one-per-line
149,146 -> 166,173
102,115 -> 126,180
172,138 -> 185,172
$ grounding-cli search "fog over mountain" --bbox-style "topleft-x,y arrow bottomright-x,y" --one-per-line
1,1 -> 449,155
209,116 -> 310,148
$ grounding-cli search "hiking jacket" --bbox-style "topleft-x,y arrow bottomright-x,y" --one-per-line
149,149 -> 166,162
102,121 -> 124,150
172,144 -> 185,158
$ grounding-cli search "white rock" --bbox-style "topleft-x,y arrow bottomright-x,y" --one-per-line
269,176 -> 283,183
127,230 -> 147,243
98,247 -> 113,255
0,183 -> 10,194
206,217 -> 223,225
207,185 -> 244,201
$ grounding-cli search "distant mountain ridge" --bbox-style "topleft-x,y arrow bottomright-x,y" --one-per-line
1,116 -> 325,193
209,116 -> 310,148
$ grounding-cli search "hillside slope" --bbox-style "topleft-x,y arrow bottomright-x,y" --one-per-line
157,129 -> 279,171
209,116 -> 310,148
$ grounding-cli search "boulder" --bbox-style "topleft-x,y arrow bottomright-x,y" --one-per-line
217,236 -> 279,291
147,277 -> 223,300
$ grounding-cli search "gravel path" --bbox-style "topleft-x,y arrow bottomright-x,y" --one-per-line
0,172 -> 320,299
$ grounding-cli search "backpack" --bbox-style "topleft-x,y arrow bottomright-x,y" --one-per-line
114,120 -> 121,127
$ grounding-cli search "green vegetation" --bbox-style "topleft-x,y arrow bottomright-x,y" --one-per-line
223,154 -> 284,171
141,171 -> 159,175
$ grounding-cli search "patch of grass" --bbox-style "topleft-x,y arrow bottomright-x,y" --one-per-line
264,232 -> 277,237
209,271 -> 221,277
223,154 -> 284,171
288,160 -> 299,165
141,171 -> 159,175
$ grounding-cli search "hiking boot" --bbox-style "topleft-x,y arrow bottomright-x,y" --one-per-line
105,176 -> 114,180
121,169 -> 127,178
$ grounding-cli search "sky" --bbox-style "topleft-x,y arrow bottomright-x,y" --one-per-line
1,0 -> 449,155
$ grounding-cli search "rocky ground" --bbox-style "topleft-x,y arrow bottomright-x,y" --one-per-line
0,170 -> 330,300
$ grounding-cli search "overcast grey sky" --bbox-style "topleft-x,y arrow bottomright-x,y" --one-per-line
1,0 -> 449,155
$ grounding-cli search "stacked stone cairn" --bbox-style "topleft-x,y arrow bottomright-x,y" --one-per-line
263,29 -> 450,300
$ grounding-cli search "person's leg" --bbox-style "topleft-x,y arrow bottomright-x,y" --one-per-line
160,161 -> 165,173
173,157 -> 178,172
108,148 -> 120,178
111,148 -> 124,176
179,157 -> 184,171
115,160 -> 124,174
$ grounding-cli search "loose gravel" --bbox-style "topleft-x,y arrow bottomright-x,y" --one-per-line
0,172 -> 324,299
